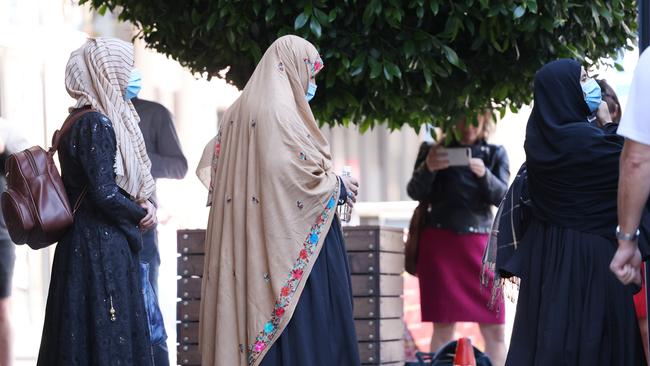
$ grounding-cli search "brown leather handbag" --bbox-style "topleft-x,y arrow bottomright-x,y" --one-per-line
404,201 -> 429,276
1,108 -> 93,249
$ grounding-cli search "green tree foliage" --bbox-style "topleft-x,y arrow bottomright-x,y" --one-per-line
82,0 -> 637,131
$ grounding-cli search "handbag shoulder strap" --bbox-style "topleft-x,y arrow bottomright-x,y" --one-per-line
49,107 -> 95,214
49,107 -> 96,155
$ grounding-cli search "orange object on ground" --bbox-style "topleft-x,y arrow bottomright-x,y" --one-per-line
453,337 -> 477,366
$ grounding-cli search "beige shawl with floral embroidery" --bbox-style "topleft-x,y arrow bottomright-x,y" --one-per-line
196,35 -> 339,366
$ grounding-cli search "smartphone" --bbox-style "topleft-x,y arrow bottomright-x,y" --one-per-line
439,147 -> 471,166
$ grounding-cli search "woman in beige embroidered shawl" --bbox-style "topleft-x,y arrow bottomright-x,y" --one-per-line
197,35 -> 361,366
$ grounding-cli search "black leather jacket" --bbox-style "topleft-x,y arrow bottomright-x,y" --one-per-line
407,141 -> 510,234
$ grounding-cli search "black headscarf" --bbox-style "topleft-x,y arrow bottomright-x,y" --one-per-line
524,59 -> 624,237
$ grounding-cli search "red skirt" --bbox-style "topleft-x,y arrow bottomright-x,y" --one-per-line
417,227 -> 504,324
634,264 -> 647,319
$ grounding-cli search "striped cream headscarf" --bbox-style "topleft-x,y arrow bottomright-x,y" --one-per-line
65,37 -> 155,200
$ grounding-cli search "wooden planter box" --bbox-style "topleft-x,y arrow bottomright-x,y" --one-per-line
176,226 -> 405,366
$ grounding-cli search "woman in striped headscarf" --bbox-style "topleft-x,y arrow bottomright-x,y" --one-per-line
37,37 -> 157,365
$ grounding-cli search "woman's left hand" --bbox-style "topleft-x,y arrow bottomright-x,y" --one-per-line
469,158 -> 486,178
341,175 -> 359,207
596,101 -> 613,127
139,200 -> 157,232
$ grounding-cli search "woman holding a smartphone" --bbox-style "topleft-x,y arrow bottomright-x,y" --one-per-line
406,114 -> 510,366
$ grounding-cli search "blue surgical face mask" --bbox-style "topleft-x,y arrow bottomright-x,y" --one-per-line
306,82 -> 317,102
581,78 -> 601,113
124,69 -> 142,100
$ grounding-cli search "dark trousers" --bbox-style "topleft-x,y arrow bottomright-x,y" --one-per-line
141,229 -> 169,366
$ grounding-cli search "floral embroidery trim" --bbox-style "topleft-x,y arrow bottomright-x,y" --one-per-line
207,130 -> 223,206
304,58 -> 324,78
246,185 -> 339,364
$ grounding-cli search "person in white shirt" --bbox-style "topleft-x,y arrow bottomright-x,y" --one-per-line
611,47 -> 650,285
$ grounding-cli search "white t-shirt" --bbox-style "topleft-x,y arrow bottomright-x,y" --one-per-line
618,48 -> 650,144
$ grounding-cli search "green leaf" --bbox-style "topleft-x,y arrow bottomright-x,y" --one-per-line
314,8 -> 329,25
513,6 -> 525,19
98,4 -> 108,16
404,40 -> 416,57
591,5 -> 601,29
369,58 -> 382,79
383,66 -> 393,81
430,1 -> 440,15
191,8 -> 200,25
351,53 -> 366,68
442,16 -> 462,40
250,42 -> 262,62
328,10 -> 338,22
416,6 -> 424,19
385,61 -> 402,78
310,18 -> 322,38
526,0 -> 538,13
265,7 -> 276,22
442,46 -> 460,67
599,7 -> 613,27
614,62 -> 624,72
350,64 -> 364,77
207,12 -> 219,31
432,63 -> 448,77
226,30 -> 236,47
294,13 -> 309,29
360,119 -> 373,133
423,67 -> 433,87
363,3 -> 376,26
326,69 -> 336,88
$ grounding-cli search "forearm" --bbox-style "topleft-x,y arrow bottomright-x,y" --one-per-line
89,184 -> 146,224
618,140 -> 650,235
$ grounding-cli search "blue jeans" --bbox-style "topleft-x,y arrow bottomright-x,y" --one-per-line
141,229 -> 169,366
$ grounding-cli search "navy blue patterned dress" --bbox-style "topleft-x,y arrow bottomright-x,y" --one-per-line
37,111 -> 153,365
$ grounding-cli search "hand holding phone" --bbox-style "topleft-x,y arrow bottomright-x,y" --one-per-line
425,146 -> 450,172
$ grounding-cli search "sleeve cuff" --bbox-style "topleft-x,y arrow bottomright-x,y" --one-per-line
618,125 -> 650,146
416,162 -> 436,180
338,176 -> 348,205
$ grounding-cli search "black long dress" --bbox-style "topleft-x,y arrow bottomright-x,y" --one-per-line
260,217 -> 361,366
504,219 -> 646,365
499,60 -> 647,365
37,111 -> 153,365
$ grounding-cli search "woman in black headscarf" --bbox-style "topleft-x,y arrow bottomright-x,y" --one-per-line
490,59 -> 648,365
